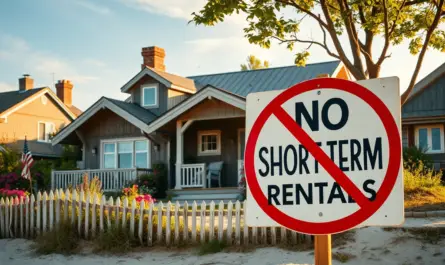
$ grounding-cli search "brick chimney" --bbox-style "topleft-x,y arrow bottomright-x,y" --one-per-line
55,80 -> 74,107
19,74 -> 34,91
141,46 -> 165,71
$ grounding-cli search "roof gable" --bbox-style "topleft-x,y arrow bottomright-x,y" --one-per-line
404,62 -> 445,102
188,60 -> 343,96
0,87 -> 77,120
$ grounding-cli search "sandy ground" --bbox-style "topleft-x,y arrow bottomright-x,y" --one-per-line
0,218 -> 444,265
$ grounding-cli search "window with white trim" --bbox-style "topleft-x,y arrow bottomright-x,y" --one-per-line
37,122 -> 55,143
101,139 -> 150,169
142,85 -> 158,107
415,125 -> 444,153
198,130 -> 221,156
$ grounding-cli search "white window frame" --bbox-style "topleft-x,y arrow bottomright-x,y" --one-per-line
197,130 -> 221,156
141,83 -> 159,108
103,143 -> 116,169
415,125 -> 444,154
100,138 -> 151,169
237,128 -> 245,159
37,121 -> 55,143
117,141 -> 134,169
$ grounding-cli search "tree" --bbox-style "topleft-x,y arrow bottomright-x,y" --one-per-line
192,0 -> 445,104
241,55 -> 270,70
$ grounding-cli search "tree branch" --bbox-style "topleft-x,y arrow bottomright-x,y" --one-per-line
271,36 -> 340,59
401,0 -> 445,104
376,0 -> 390,66
276,0 -> 329,29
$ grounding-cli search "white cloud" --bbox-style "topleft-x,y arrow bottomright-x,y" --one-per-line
0,35 -> 98,84
75,0 -> 112,15
0,82 -> 14,92
119,0 -> 206,20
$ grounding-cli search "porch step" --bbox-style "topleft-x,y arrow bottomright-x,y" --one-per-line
167,188 -> 241,204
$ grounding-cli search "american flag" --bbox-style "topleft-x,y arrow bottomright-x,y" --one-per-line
21,136 -> 33,180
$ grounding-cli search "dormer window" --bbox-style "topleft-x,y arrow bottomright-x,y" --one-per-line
142,84 -> 158,108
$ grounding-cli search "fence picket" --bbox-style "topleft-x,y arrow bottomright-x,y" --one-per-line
157,202 -> 163,243
92,195 -> 97,236
78,190 -> 83,236
130,199 -> 136,237
183,201 -> 188,243
19,196 -> 24,237
42,192 -> 47,234
0,198 -> 5,238
147,203 -> 153,246
261,227 -> 267,244
218,201 -> 223,242
243,201 -> 248,245
235,201 -> 241,245
122,197 -> 128,228
115,197 -> 121,228
280,227 -> 286,244
191,201 -> 197,243
291,230 -> 297,244
252,226 -> 257,245
49,191 -> 54,232
166,202 -> 171,246
200,201 -> 206,243
55,190 -> 60,227
209,201 -> 215,241
174,201 -> 180,245
71,190 -> 76,226
64,190 -> 69,222
30,195 -> 35,238
84,193 -> 90,239
9,199 -> 13,237
139,201 -> 145,245
5,197 -> 10,238
107,197 -> 113,229
271,227 -> 276,245
36,193 -> 41,236
226,201 -> 233,245
100,195 -> 105,232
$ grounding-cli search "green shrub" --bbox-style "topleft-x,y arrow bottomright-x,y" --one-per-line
153,163 -> 168,199
403,146 -> 433,171
34,222 -> 80,255
198,239 -> 227,255
404,162 -> 442,191
0,145 -> 20,174
93,225 -> 136,253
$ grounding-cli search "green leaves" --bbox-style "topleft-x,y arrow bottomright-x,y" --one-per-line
294,51 -> 310,67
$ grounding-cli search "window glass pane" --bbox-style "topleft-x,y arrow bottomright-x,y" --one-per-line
143,87 -> 156,106
104,154 -> 115,169
38,123 -> 46,141
118,153 -> 132,168
418,128 -> 428,150
118,142 -> 132,153
104,143 -> 115,153
432,128 -> 441,150
135,140 -> 148,151
135,153 -> 148,168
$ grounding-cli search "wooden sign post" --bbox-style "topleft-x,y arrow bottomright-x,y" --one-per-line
314,234 -> 332,265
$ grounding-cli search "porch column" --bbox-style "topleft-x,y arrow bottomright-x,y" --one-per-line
175,120 -> 195,190
175,120 -> 182,189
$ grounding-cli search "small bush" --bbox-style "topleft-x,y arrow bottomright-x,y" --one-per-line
403,146 -> 433,171
198,239 -> 227,255
404,162 -> 442,191
34,222 -> 79,255
93,225 -> 136,253
332,251 -> 355,263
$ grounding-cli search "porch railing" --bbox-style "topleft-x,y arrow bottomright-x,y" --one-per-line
180,163 -> 206,188
51,168 -> 151,192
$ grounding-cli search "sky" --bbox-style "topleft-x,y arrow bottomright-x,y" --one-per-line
0,0 -> 444,111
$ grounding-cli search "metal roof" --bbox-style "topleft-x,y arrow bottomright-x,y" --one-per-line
405,62 -> 445,101
188,60 -> 342,97
105,97 -> 158,124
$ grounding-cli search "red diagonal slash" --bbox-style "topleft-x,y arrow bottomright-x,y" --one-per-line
273,106 -> 372,209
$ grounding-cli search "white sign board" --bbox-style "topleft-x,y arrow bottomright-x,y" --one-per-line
244,77 -> 403,235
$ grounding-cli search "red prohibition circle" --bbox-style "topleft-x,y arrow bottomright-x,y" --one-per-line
245,78 -> 401,235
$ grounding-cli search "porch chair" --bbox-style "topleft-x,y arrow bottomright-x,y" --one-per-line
207,161 -> 224,188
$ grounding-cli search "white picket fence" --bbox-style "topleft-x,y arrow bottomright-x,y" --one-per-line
0,190 -> 312,246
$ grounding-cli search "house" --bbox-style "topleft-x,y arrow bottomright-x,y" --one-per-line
0,75 -> 81,159
402,62 -> 445,170
51,46 -> 351,201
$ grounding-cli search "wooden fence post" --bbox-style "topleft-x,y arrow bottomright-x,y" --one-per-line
192,201 -> 197,243
183,201 -> 189,243
226,201 -> 233,245
200,201 -> 206,243
209,201 -> 215,241
147,202 -> 153,246
30,195 -> 35,238
235,201 -> 241,245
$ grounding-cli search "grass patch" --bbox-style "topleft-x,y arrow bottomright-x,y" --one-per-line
198,239 -> 227,255
332,230 -> 355,247
406,227 -> 445,244
93,225 -> 138,254
332,251 -> 355,263
34,222 -> 80,255
403,165 -> 445,211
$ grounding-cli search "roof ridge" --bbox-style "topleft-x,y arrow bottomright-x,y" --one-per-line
187,60 -> 341,78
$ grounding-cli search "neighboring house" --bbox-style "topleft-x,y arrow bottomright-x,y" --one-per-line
0,75 -> 81,159
52,46 -> 351,201
402,62 -> 445,170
